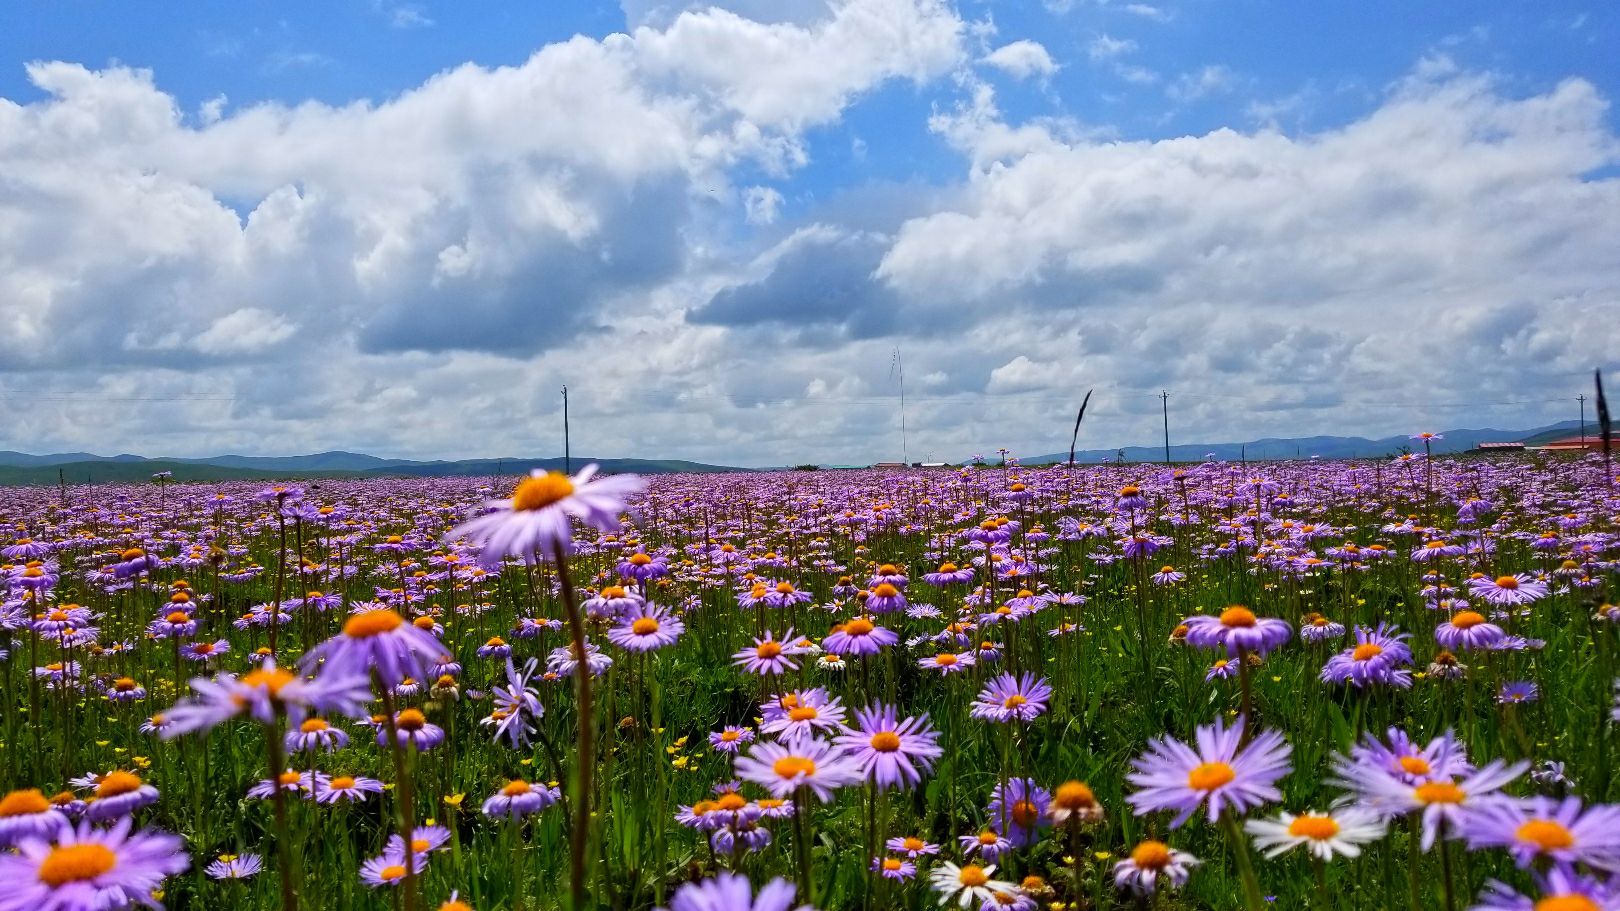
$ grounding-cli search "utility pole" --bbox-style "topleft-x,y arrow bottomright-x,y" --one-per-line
1579,393 -> 1587,446
1160,390 -> 1171,465
891,348 -> 909,465
561,385 -> 571,475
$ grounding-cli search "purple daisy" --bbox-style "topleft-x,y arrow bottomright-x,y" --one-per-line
1126,717 -> 1292,828
660,872 -> 811,911
607,603 -> 685,652
0,817 -> 189,911
1182,606 -> 1292,658
833,703 -> 942,789
970,673 -> 1052,723
444,465 -> 644,567
1461,796 -> 1620,871
822,616 -> 898,657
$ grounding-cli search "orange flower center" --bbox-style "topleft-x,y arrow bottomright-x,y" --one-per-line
344,609 -> 404,638
1186,762 -> 1236,792
958,865 -> 989,887
1494,575 -> 1520,589
1287,815 -> 1340,840
772,757 -> 816,779
329,776 -> 356,790
1220,606 -> 1257,628
0,789 -> 50,817
38,844 -> 117,886
1399,756 -> 1432,776
1053,781 -> 1097,809
95,771 -> 143,798
1414,782 -> 1466,805
631,618 -> 660,635
788,707 -> 819,722
1352,643 -> 1384,661
502,780 -> 532,796
1516,819 -> 1575,852
756,642 -> 783,659
935,653 -> 958,666
1130,841 -> 1172,870
845,618 -> 875,636
869,731 -> 902,752
396,709 -> 427,731
1451,611 -> 1487,629
241,666 -> 296,695
1011,800 -> 1040,827
511,473 -> 575,511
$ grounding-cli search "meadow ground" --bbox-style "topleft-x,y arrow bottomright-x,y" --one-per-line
1,453 -> 1616,910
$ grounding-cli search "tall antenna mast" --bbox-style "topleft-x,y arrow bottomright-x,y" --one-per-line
561,385 -> 571,475
891,348 -> 909,465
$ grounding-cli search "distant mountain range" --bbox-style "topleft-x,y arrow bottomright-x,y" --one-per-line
0,418 -> 1587,486
1022,420 -> 1585,464
0,451 -> 746,486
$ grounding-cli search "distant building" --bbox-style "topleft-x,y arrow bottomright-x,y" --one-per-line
873,462 -> 908,469
1472,441 -> 1525,452
1529,437 -> 1610,452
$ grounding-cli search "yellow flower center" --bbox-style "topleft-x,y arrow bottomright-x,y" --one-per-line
845,618 -> 875,635
95,771 -> 143,798
241,666 -> 296,695
869,731 -> 902,752
788,707 -> 819,722
629,553 -> 652,566
1003,694 -> 1027,709
1399,756 -> 1431,776
1414,782 -> 1466,805
1494,575 -> 1520,589
903,837 -> 924,851
1451,611 -> 1487,629
756,642 -> 783,659
301,718 -> 330,733
0,789 -> 50,817
1352,643 -> 1384,661
1011,800 -> 1040,827
1054,781 -> 1097,809
720,730 -> 741,742
329,776 -> 356,790
772,757 -> 816,779
1186,762 -> 1236,792
883,858 -> 903,872
1516,819 -> 1575,852
958,865 -> 989,887
38,844 -> 117,886
935,653 -> 957,666
396,709 -> 427,731
1220,606 -> 1257,628
1287,815 -> 1340,840
631,618 -> 660,635
379,864 -> 407,882
1131,841 -> 1172,870
344,609 -> 404,638
511,473 -> 575,511
977,831 -> 999,845
1535,898 -> 1600,911
715,793 -> 747,811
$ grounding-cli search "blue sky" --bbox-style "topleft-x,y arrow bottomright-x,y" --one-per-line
0,1 -> 1616,464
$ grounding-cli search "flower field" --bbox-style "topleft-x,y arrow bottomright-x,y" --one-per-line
1,453 -> 1617,911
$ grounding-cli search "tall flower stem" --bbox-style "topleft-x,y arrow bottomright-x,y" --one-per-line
792,784 -> 813,904
263,710 -> 299,911
551,543 -> 592,911
1218,812 -> 1264,911
378,683 -> 419,911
